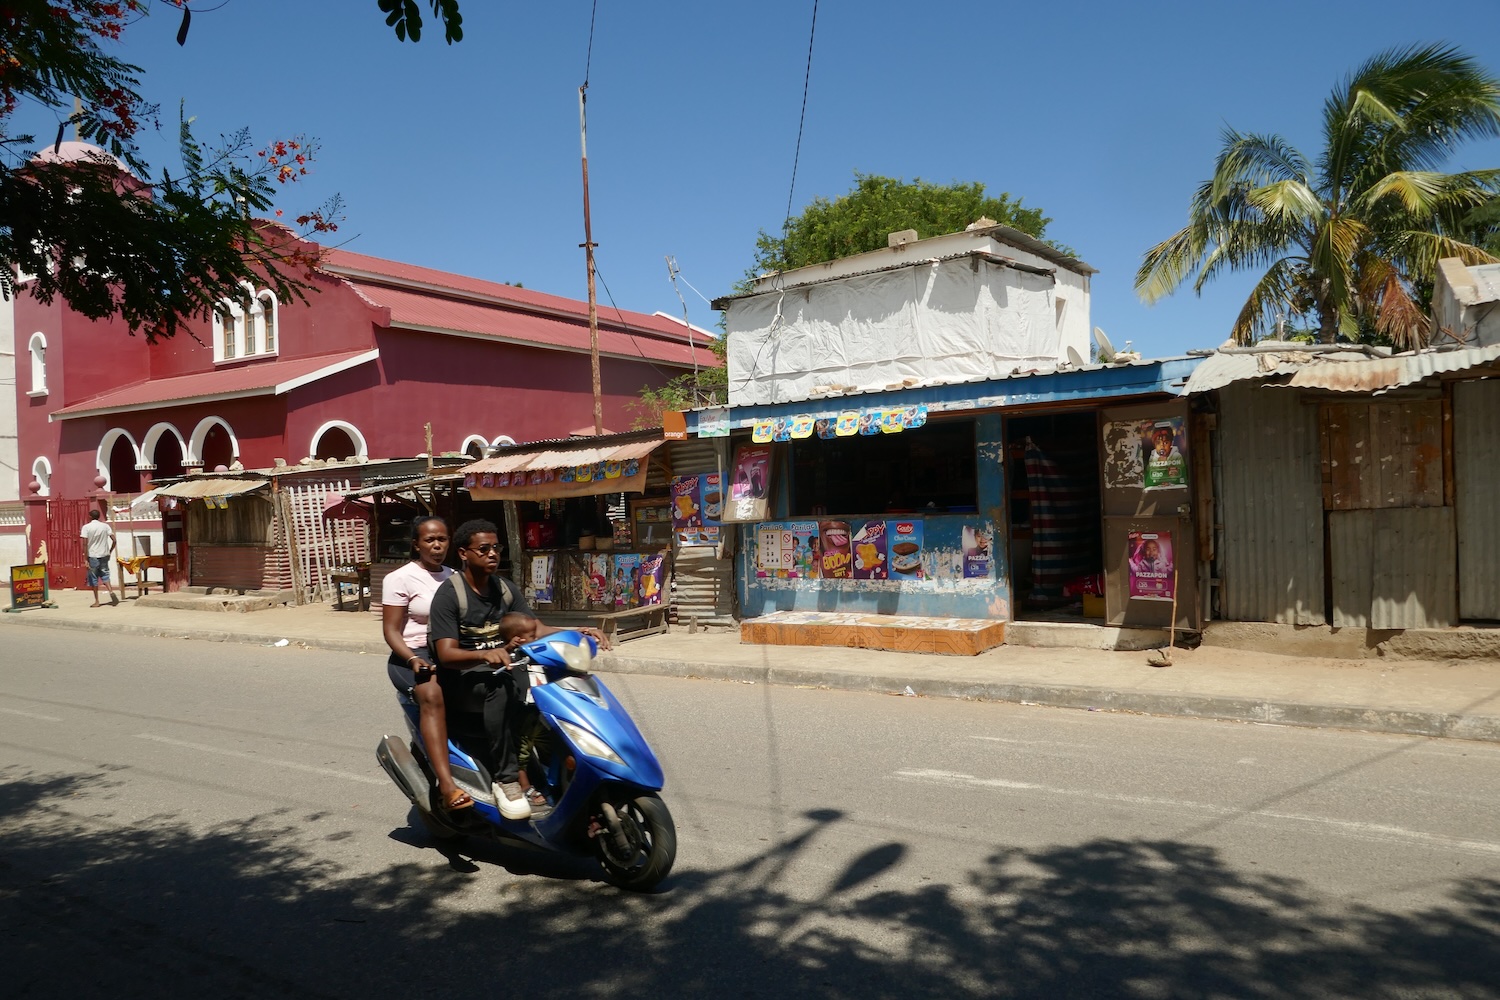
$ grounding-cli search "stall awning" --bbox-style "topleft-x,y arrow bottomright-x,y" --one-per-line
460,437 -> 663,500
153,478 -> 269,499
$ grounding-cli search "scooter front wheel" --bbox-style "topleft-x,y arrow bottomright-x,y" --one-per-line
595,793 -> 676,891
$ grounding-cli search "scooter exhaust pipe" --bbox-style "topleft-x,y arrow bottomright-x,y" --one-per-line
376,734 -> 437,813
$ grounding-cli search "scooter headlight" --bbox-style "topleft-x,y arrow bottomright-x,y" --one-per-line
549,637 -> 595,674
556,718 -> 624,765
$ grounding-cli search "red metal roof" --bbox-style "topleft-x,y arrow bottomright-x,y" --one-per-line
321,247 -> 716,368
53,349 -> 379,419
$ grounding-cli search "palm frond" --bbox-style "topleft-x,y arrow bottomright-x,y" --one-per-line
1246,179 -> 1322,224
1228,256 -> 1307,344
1210,130 -> 1309,202
1135,223 -> 1206,303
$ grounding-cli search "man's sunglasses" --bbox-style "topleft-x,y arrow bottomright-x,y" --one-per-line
466,543 -> 501,554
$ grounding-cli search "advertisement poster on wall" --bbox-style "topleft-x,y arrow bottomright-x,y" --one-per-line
852,520 -> 888,580
585,553 -> 611,607
638,553 -> 666,606
724,445 -> 772,523
962,525 -> 992,579
1127,530 -> 1175,601
887,520 -> 923,579
529,554 -> 554,605
819,520 -> 852,578
788,521 -> 819,578
1103,417 -> 1188,490
1142,418 -> 1187,490
671,474 -> 722,546
612,554 -> 642,609
756,525 -> 785,578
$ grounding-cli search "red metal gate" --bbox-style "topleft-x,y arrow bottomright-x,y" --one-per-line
45,498 -> 92,590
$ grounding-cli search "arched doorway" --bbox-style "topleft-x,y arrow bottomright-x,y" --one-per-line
200,422 -> 235,470
105,434 -> 140,493
145,424 -> 186,479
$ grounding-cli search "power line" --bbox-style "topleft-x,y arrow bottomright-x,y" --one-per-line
783,0 -> 819,228
583,0 -> 599,88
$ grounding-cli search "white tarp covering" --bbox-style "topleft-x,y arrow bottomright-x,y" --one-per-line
726,257 -> 1061,406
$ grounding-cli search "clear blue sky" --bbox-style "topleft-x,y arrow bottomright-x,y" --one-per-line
41,1 -> 1500,358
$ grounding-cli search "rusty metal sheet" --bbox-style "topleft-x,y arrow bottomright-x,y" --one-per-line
153,477 -> 269,499
462,439 -> 662,474
1454,379 -> 1500,619
1285,345 -> 1500,392
1319,400 -> 1442,510
1217,384 -> 1325,624
1330,507 -> 1455,628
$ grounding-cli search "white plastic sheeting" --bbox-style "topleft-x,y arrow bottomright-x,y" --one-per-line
725,258 -> 1061,407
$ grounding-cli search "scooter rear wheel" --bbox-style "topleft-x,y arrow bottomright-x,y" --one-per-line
595,793 -> 676,891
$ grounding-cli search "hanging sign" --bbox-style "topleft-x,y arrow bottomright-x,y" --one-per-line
697,406 -> 730,438
722,444 -> 772,523
752,419 -> 775,444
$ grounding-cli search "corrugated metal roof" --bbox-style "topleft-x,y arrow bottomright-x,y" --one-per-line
52,350 -> 380,419
154,478 -> 269,498
1182,348 -> 1382,394
1279,344 -> 1500,392
462,439 -> 662,474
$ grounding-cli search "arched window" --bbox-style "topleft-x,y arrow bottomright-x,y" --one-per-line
258,291 -> 277,353
96,428 -> 142,493
460,434 -> 490,459
311,420 -> 368,462
188,416 -> 240,469
30,457 -> 51,496
214,305 -> 240,361
27,332 -> 46,395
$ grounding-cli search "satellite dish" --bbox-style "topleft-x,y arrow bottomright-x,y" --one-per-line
1093,326 -> 1116,362
1065,345 -> 1085,368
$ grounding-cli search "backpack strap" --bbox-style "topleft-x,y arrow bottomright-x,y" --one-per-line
449,572 -> 512,618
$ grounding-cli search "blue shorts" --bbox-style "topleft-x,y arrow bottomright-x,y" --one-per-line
86,555 -> 111,586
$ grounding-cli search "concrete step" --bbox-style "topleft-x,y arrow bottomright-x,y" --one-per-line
136,590 -> 294,613
1006,619 -> 1170,651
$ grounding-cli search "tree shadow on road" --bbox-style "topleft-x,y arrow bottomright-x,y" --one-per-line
1,769 -> 1495,999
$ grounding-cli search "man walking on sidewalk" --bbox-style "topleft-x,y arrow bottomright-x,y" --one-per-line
80,510 -> 118,607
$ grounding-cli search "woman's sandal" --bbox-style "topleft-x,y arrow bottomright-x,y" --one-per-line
524,788 -> 548,808
442,787 -> 475,811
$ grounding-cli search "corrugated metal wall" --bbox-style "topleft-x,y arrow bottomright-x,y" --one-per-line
1329,507 -> 1456,628
1215,384 -> 1326,624
666,438 -> 736,624
1454,379 -> 1500,620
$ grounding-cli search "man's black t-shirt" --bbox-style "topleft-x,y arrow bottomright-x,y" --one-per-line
427,573 -> 534,661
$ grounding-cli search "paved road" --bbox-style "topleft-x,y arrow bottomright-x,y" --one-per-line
2,628 -> 1497,999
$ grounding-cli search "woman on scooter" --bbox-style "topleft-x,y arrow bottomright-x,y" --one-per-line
382,515 -> 470,812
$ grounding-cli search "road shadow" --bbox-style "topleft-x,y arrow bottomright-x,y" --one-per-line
1,769 -> 1495,999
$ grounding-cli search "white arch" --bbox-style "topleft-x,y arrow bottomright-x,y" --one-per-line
311,419 -> 368,460
256,289 -> 278,354
490,434 -> 517,448
187,416 -> 239,466
30,456 -> 51,496
95,428 -> 142,489
27,332 -> 47,394
141,422 -> 188,468
459,434 -> 491,457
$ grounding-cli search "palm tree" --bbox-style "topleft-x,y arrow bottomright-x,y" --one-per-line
1136,45 -> 1500,347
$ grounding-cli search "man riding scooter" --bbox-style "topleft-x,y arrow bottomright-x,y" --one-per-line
426,519 -> 607,820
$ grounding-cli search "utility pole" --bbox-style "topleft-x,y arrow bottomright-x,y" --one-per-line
579,84 -> 604,437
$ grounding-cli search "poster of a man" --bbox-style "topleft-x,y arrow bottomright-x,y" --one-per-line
1127,530 -> 1175,601
1142,418 -> 1187,490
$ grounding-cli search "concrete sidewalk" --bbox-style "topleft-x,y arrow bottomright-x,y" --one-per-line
6,587 -> 1500,743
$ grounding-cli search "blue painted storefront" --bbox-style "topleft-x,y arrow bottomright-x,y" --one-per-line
685,359 -> 1200,622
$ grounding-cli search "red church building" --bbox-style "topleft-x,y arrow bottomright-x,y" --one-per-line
2,152 -> 715,581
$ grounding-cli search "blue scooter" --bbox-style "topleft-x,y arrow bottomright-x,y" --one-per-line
376,631 -> 676,891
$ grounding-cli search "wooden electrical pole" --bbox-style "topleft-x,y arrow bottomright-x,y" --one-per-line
579,84 -> 604,437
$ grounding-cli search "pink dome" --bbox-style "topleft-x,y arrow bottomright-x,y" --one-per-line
32,140 -> 129,172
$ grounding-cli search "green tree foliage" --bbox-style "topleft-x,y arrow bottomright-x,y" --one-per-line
629,339 -> 727,430
1136,45 -> 1500,348
378,0 -> 463,44
743,173 -> 1057,287
0,0 -> 465,342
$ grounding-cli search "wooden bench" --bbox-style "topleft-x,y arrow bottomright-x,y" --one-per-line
584,603 -> 671,644
331,564 -> 371,612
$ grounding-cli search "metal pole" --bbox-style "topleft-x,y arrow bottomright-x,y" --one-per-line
579,85 -> 603,436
